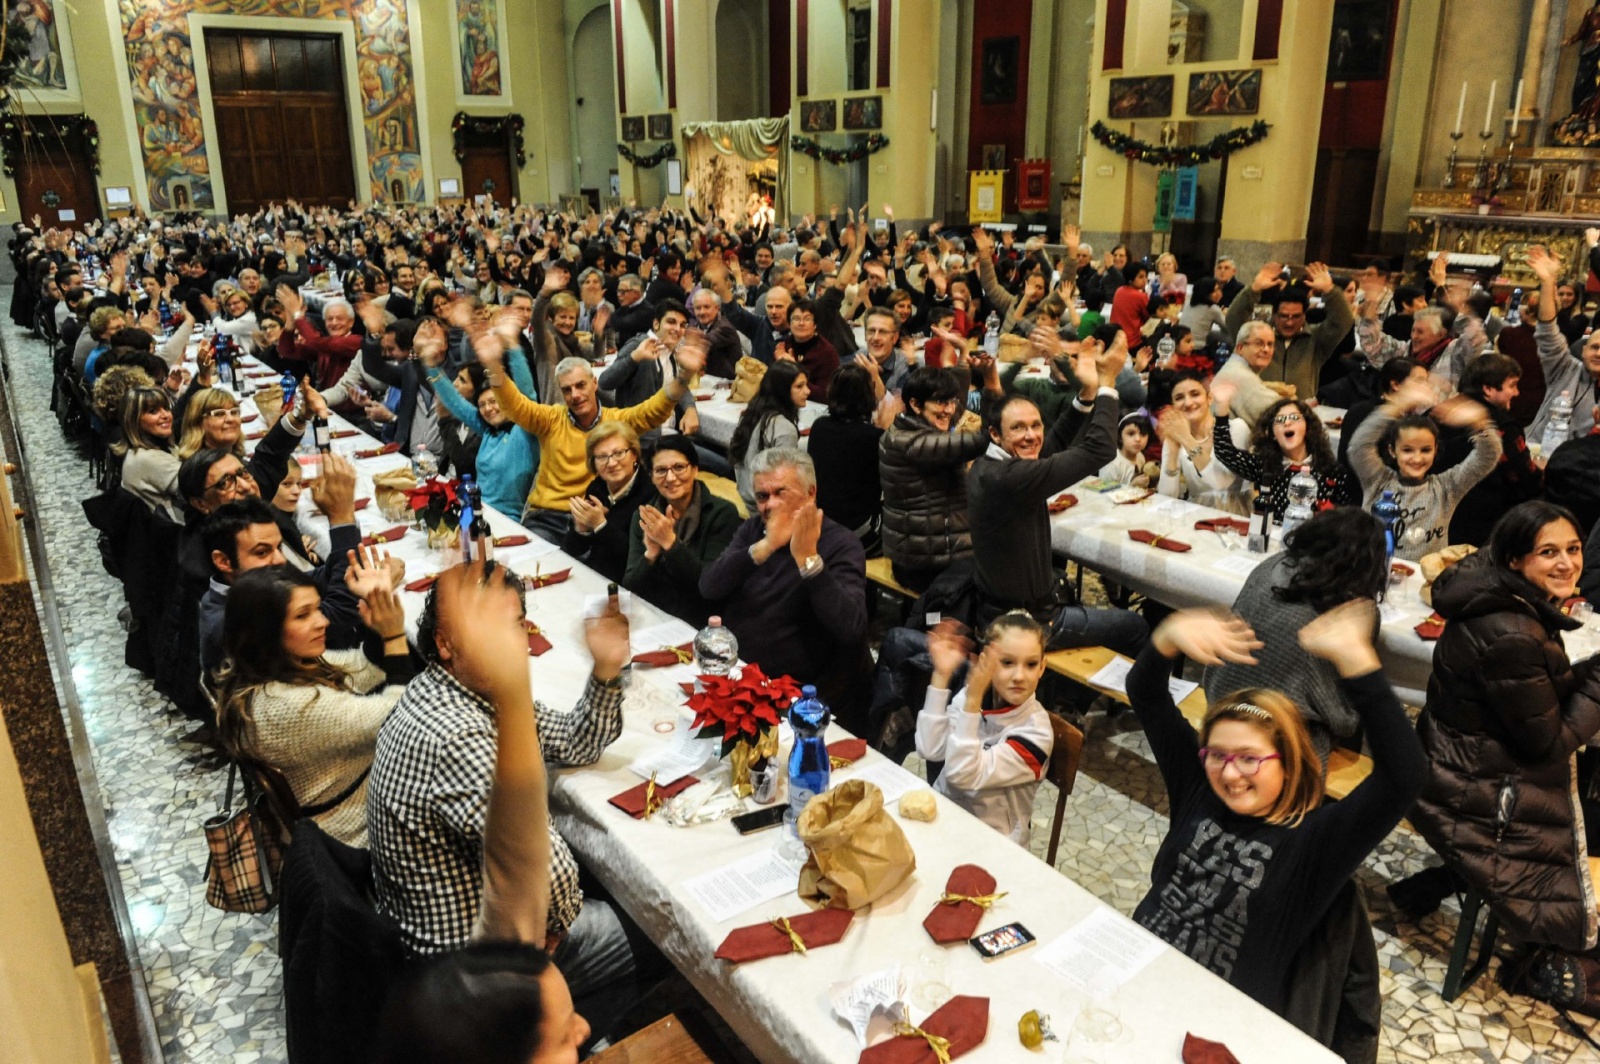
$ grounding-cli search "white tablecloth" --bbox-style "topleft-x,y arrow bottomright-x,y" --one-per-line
688,376 -> 824,449
225,354 -> 1335,1063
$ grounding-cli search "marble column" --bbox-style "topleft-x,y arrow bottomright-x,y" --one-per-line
1520,0 -> 1553,122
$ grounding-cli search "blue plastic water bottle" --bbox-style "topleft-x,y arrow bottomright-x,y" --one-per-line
1372,490 -> 1399,568
458,474 -> 476,565
784,686 -> 831,837
279,370 -> 297,409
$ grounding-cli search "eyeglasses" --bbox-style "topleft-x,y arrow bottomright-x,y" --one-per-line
204,407 -> 242,420
205,469 -> 255,495
1198,748 -> 1282,776
593,449 -> 634,466
1272,413 -> 1304,426
652,462 -> 693,479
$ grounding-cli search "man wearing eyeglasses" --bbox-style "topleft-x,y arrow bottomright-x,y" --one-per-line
1212,320 -> 1286,429
622,436 -> 740,628
1223,261 -> 1351,402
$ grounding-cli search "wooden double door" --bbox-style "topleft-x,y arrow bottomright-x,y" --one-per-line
204,30 -> 357,215
11,118 -> 100,227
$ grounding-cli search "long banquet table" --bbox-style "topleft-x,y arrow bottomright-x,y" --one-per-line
212,350 -> 1343,1062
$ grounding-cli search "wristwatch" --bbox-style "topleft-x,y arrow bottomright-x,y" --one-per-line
798,554 -> 824,579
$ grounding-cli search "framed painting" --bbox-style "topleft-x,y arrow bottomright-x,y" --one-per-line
665,157 -> 683,196
7,0 -> 80,104
800,99 -> 837,133
842,95 -> 882,131
620,115 -> 645,142
1108,75 -> 1174,119
1327,0 -> 1390,82
980,143 -> 1007,172
1186,70 -> 1263,116
455,0 -> 511,104
648,113 -> 674,141
980,36 -> 1020,105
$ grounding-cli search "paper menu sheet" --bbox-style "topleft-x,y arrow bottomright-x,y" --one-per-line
1035,906 -> 1167,992
631,619 -> 699,653
844,760 -> 926,805
627,726 -> 714,786
681,848 -> 804,923
1087,657 -> 1199,706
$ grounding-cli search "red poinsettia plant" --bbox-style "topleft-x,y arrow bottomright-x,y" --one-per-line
406,476 -> 463,532
688,664 -> 802,757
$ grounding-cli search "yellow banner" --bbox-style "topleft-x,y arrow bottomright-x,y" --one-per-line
968,170 -> 1005,223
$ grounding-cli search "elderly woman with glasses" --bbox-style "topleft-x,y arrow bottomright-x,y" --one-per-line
562,422 -> 651,583
623,435 -> 740,627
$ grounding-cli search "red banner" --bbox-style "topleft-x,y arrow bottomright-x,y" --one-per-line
1016,159 -> 1052,212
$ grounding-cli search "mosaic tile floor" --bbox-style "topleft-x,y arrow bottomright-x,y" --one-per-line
7,302 -> 1600,1063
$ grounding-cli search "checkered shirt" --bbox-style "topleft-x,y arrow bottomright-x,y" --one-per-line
367,663 -> 624,954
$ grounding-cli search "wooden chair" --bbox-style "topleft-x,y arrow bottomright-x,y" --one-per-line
695,471 -> 748,518
587,1011 -> 733,1064
1042,713 -> 1085,868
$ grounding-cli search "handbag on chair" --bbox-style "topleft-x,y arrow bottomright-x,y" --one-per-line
203,761 -> 286,914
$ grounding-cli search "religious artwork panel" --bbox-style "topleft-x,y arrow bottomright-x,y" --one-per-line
1108,75 -> 1173,119
118,0 -> 425,209
1186,70 -> 1262,116
800,99 -> 836,132
1555,2 -> 1600,145
1326,0 -> 1389,82
7,0 -> 75,97
455,0 -> 503,97
620,115 -> 645,142
648,113 -> 673,141
842,95 -> 882,130
979,36 -> 1019,105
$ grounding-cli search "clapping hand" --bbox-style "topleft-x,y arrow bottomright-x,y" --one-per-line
927,620 -> 974,689
1304,262 -> 1334,295
358,581 -> 408,643
1152,609 -> 1263,666
344,544 -> 394,601
637,503 -> 678,558
789,501 -> 823,566
1527,244 -> 1562,287
569,495 -> 608,534
1297,600 -> 1381,678
1252,261 -> 1285,294
414,319 -> 448,367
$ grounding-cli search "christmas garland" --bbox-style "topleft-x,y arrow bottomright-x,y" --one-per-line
451,113 -> 526,167
1089,120 -> 1269,167
0,114 -> 99,178
617,142 -> 676,168
790,132 -> 890,165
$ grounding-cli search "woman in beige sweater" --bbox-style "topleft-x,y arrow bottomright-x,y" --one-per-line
214,556 -> 414,848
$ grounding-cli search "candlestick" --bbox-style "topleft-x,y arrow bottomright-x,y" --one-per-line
1443,131 -> 1464,188
1455,81 -> 1467,136
1483,79 -> 1497,137
1511,78 -> 1524,136
1472,129 -> 1495,190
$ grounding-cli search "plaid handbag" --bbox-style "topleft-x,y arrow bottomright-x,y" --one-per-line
203,763 -> 286,914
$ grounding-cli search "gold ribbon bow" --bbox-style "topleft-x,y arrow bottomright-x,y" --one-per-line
642,772 -> 662,818
1147,533 -> 1164,550
829,754 -> 851,769
892,1021 -> 952,1064
662,645 -> 694,664
940,890 -> 1008,909
769,916 -> 807,954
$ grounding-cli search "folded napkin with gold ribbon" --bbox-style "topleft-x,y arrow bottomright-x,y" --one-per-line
714,908 -> 855,964
240,413 -> 259,424
1194,517 -> 1250,535
1127,529 -> 1192,552
244,370 -> 278,379
858,995 -> 989,1064
924,865 -> 1004,944
404,575 -> 437,593
361,525 -> 410,547
524,568 -> 572,590
524,620 -> 552,656
493,534 -> 531,548
354,442 -> 401,459
1047,493 -> 1078,515
330,429 -> 361,439
314,498 -> 370,517
608,774 -> 700,818
1183,1033 -> 1241,1064
245,430 -> 266,441
631,642 -> 694,667
1415,612 -> 1446,640
828,738 -> 868,768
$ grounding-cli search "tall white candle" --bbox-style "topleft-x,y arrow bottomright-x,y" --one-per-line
1484,80 -> 1497,135
1455,81 -> 1467,135
1511,78 -> 1525,135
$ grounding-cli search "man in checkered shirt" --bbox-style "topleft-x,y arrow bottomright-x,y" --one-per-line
368,562 -> 660,1043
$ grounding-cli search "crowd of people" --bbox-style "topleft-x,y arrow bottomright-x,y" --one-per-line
17,190 -> 1600,1059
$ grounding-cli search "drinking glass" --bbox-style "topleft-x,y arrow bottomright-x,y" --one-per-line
912,947 -> 952,1011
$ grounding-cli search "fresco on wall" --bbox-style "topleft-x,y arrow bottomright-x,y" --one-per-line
456,0 -> 501,96
118,0 -> 424,210
8,0 -> 68,92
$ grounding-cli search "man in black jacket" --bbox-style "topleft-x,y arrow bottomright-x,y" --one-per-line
967,337 -> 1146,653
598,299 -> 698,438
610,273 -> 655,346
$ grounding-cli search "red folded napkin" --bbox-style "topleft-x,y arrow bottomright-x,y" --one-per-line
493,534 -> 531,548
924,865 -> 1002,944
1128,529 -> 1192,552
354,442 -> 401,458
525,568 -> 572,590
361,525 -> 410,546
1564,596 -> 1591,616
858,995 -> 989,1064
799,427 -> 811,437
679,681 -> 696,696
245,430 -> 266,441
1415,612 -> 1446,640
245,370 -> 277,379
1183,1033 -> 1241,1064
632,642 -> 694,667
525,621 -> 552,656
1195,517 -> 1250,535
353,497 -> 370,511
695,392 -> 714,401
828,738 -> 868,766
1047,493 -> 1078,515
714,908 -> 855,964
1391,560 -> 1415,578
609,774 -> 700,818
330,429 -> 361,439
404,575 -> 437,593
1326,417 -> 1344,429
240,413 -> 259,424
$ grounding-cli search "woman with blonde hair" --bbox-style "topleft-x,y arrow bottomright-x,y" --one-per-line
176,386 -> 248,460
1128,602 -> 1423,1046
118,386 -> 184,519
1150,251 -> 1188,301
562,421 -> 650,582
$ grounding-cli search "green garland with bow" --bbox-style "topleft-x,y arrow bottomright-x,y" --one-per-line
790,132 -> 890,165
618,142 -> 676,168
0,114 -> 99,178
1089,120 -> 1269,167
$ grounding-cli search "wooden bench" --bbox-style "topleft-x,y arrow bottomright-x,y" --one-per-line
695,471 -> 748,518
588,1011 -> 733,1064
1044,645 -> 1374,801
865,556 -> 917,600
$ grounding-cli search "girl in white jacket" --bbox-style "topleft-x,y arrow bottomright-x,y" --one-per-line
916,612 -> 1053,846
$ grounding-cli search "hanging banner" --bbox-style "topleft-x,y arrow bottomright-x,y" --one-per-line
1016,158 -> 1052,212
1154,170 -> 1176,233
1173,166 -> 1199,222
969,170 -> 1005,223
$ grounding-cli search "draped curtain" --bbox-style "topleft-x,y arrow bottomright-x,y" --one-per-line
680,118 -> 789,226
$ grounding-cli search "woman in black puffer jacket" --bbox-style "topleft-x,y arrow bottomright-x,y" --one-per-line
1411,501 -> 1600,958
879,367 -> 988,593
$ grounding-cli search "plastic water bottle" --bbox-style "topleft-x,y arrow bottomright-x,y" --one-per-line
1279,469 -> 1318,536
693,616 -> 739,676
983,311 -> 1001,355
1541,390 -> 1574,459
1155,333 -> 1177,369
459,474 -> 476,564
1372,490 -> 1400,569
783,685 -> 832,842
411,443 -> 438,481
279,370 -> 297,409
1506,288 -> 1524,328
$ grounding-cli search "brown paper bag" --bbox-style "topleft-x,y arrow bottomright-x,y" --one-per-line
372,468 -> 420,521
252,383 -> 285,431
997,333 -> 1034,364
797,779 -> 916,910
729,356 -> 768,404
1420,544 -> 1477,606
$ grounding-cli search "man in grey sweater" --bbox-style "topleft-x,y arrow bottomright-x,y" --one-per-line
1526,244 -> 1600,446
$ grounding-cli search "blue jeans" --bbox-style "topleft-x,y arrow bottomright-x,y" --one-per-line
1047,605 -> 1148,658
554,897 -> 669,1049
521,506 -> 571,546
